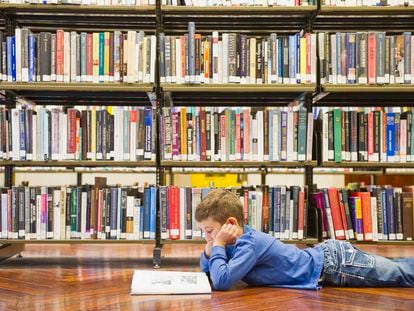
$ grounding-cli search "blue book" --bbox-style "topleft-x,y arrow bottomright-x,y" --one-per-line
6,37 -> 12,81
143,187 -> 151,239
295,33 -> 300,83
150,187 -> 156,239
386,113 -> 395,161
144,108 -> 152,160
347,33 -> 356,84
277,38 -> 283,82
28,34 -> 35,82
11,36 -> 16,82
288,35 -> 296,84
110,188 -> 118,239
274,187 -> 281,238
268,110 -> 273,161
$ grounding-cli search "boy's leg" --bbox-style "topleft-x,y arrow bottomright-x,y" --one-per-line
320,239 -> 414,287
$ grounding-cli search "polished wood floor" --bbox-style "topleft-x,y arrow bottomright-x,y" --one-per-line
0,243 -> 414,310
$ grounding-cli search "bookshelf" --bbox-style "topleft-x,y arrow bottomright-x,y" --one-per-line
5,1 -> 414,267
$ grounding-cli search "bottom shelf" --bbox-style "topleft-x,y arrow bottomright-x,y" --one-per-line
0,239 -> 155,244
161,238 -> 319,245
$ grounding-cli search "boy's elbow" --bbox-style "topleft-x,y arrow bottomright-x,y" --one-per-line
212,275 -> 233,291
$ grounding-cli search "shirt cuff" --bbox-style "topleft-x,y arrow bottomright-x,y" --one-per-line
211,245 -> 227,257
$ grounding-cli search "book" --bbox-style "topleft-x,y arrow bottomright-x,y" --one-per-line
130,270 -> 211,295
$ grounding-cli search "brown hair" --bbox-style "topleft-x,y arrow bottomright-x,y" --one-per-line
195,189 -> 244,225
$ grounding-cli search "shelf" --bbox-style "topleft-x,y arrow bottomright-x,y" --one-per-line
315,6 -> 414,32
320,6 -> 414,14
162,161 -> 317,168
0,83 -> 154,105
0,239 -> 155,244
161,6 -> 316,34
162,5 -> 317,14
315,85 -> 414,106
321,162 -> 414,169
161,238 -> 319,244
0,3 -> 156,13
349,240 -> 414,246
322,85 -> 414,93
162,84 -> 316,93
162,84 -> 314,106
0,161 -> 156,168
0,82 -> 154,92
0,4 -> 156,32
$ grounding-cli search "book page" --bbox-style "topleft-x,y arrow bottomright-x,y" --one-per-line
131,270 -> 212,295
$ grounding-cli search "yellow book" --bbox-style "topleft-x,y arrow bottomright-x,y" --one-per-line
104,32 -> 110,82
92,32 -> 99,83
180,107 -> 187,160
300,37 -> 307,84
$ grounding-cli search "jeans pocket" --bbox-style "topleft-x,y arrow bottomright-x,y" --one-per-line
340,242 -> 375,268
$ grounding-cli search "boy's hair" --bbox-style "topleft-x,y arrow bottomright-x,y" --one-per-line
195,189 -> 244,225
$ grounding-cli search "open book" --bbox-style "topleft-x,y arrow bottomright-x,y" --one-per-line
131,270 -> 212,295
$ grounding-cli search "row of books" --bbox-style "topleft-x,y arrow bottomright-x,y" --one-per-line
0,0 -> 155,5
0,185 -> 157,240
159,185 -> 306,241
160,23 -> 317,85
319,32 -> 414,85
322,0 -> 414,6
162,0 -> 314,5
320,107 -> 414,163
0,30 -> 156,83
312,185 -> 414,241
0,106 -> 156,161
161,107 -> 314,162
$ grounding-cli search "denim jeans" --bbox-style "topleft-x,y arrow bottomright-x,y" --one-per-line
319,239 -> 414,287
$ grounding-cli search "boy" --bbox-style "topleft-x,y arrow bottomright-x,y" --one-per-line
195,189 -> 414,290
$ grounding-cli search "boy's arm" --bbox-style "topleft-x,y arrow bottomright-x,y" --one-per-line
200,250 -> 210,273
208,236 -> 256,291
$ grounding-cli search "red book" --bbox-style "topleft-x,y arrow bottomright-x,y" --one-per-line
327,188 -> 345,240
298,191 -> 305,240
168,187 -> 180,240
367,33 -> 376,85
351,192 -> 373,241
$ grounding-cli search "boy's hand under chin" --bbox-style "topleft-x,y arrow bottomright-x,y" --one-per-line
213,223 -> 241,248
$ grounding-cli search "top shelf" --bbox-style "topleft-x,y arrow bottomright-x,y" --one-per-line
0,3 -> 155,13
161,5 -> 316,14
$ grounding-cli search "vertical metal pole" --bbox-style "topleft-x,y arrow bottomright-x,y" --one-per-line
153,0 -> 163,269
4,91 -> 16,188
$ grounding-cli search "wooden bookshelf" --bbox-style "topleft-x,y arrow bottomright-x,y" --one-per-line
162,161 -> 317,168
0,239 -> 155,244
320,5 -> 414,14
0,4 -> 156,14
161,5 -> 317,14
0,161 -> 156,167
161,238 -> 319,245
321,162 -> 414,169
0,82 -> 154,92
162,84 -> 316,93
322,85 -> 414,93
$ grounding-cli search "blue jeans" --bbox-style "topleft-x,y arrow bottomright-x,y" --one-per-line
319,240 -> 414,287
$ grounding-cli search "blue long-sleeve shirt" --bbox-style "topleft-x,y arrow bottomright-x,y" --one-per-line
200,225 -> 324,290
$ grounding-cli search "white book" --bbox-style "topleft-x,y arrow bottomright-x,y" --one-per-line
150,36 -> 156,83
64,32 -> 71,83
222,33 -> 229,84
131,270 -> 211,295
15,28 -> 21,82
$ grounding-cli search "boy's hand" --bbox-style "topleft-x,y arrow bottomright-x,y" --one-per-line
213,224 -> 239,248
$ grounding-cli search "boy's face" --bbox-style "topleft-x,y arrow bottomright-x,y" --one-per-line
198,217 -> 223,243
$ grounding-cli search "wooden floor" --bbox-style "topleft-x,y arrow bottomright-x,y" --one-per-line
1,243 -> 414,310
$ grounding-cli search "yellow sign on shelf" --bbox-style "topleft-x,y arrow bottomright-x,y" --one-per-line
190,173 -> 241,188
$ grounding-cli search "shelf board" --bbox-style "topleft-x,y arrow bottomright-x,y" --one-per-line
0,3 -> 156,13
0,82 -> 154,92
0,161 -> 156,167
349,240 -> 414,245
162,161 -> 316,168
162,84 -> 316,93
162,5 -> 316,14
321,162 -> 414,169
322,84 -> 414,93
0,239 -> 155,244
320,5 -> 414,14
161,238 -> 318,244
